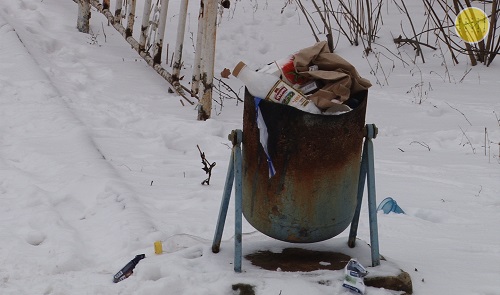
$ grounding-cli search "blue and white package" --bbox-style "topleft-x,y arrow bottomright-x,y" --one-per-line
342,258 -> 368,294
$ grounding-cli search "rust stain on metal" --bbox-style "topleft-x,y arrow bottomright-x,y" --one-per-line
242,90 -> 368,243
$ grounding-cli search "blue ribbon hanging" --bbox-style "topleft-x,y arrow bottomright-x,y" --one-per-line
254,97 -> 276,178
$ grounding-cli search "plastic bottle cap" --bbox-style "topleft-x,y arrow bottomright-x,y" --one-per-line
232,61 -> 246,77
154,241 -> 163,254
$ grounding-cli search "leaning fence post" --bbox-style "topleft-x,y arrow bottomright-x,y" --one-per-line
77,0 -> 91,33
152,0 -> 170,65
172,0 -> 190,82
191,2 -> 204,97
83,0 -> 215,109
125,0 -> 137,38
197,0 -> 217,120
139,0 -> 153,51
114,0 -> 122,23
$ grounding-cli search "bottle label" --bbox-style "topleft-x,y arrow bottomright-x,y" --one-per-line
268,80 -> 311,108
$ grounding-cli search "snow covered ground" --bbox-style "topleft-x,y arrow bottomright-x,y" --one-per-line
0,0 -> 499,294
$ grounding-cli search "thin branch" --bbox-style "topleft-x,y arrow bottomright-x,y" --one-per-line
422,0 -> 459,64
459,68 -> 472,83
452,0 -> 478,66
446,102 -> 472,126
294,0 -> 321,43
213,77 -> 243,102
494,110 -> 500,126
310,0 -> 333,50
459,126 -> 476,154
410,141 -> 431,151
399,0 -> 425,63
393,36 -> 437,50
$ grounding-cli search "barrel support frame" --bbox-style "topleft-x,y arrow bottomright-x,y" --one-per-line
212,124 -> 380,272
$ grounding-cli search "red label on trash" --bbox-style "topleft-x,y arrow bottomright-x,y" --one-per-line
273,85 -> 288,101
268,81 -> 310,109
280,56 -> 309,86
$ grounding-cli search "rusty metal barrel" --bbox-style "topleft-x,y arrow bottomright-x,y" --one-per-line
242,89 -> 368,243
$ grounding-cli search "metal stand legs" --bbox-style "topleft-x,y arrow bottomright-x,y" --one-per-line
348,124 -> 380,267
212,130 -> 243,272
212,124 -> 380,272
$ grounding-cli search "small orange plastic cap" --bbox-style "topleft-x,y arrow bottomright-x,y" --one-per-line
232,61 -> 247,77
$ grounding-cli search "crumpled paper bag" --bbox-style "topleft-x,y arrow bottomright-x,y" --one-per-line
293,41 -> 372,111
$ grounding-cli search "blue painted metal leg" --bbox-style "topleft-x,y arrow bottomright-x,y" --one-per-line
233,130 -> 243,272
211,130 -> 244,273
348,142 -> 368,248
347,124 -> 380,267
211,149 -> 235,253
365,125 -> 380,267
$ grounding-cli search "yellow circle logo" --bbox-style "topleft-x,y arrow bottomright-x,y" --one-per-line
455,7 -> 490,43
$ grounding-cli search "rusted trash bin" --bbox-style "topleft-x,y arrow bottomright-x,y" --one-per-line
242,89 -> 368,243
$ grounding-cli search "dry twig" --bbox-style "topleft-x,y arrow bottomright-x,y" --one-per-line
197,145 -> 216,185
446,102 -> 472,126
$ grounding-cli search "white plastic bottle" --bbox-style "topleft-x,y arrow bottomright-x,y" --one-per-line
232,61 -> 322,114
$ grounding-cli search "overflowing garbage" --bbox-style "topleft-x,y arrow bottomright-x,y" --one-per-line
233,61 -> 322,114
233,41 -> 372,115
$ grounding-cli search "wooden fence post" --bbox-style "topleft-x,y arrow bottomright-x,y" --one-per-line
197,0 -> 217,121
84,0 -> 217,117
103,0 -> 110,10
172,0 -> 190,82
125,0 -> 137,38
114,0 -> 122,23
191,1 -> 204,97
77,0 -> 91,33
152,0 -> 170,65
139,0 -> 153,51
